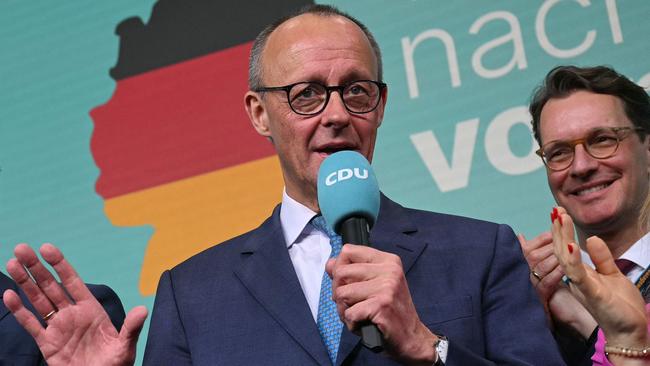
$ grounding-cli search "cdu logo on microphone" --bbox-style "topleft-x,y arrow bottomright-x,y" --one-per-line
324,168 -> 369,186
317,151 -> 380,231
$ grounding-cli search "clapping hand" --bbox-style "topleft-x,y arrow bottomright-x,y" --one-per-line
551,207 -> 649,348
2,243 -> 147,366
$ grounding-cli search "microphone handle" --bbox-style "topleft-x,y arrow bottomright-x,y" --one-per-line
339,217 -> 384,353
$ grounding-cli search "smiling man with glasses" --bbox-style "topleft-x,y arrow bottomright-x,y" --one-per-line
520,65 -> 650,366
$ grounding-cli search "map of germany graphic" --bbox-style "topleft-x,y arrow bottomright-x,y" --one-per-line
90,0 -> 312,295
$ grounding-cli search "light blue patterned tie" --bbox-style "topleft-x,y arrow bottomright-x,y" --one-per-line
311,215 -> 344,364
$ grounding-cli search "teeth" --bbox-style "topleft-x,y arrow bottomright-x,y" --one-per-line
576,184 -> 609,196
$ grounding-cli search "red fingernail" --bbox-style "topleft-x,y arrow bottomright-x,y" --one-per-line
550,212 -> 555,223
568,243 -> 574,254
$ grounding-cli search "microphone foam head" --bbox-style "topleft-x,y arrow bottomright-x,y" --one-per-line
317,151 -> 380,232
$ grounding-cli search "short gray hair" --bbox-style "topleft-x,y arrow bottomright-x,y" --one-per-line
248,4 -> 383,90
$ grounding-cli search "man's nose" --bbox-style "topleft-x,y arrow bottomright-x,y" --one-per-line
569,144 -> 599,177
320,91 -> 351,128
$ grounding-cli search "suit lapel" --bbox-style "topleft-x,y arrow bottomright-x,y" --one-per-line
336,195 -> 428,364
234,206 -> 332,366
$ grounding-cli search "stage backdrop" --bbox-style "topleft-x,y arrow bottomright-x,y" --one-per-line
1,0 -> 649,362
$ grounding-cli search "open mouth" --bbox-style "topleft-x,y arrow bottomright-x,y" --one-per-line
315,145 -> 356,156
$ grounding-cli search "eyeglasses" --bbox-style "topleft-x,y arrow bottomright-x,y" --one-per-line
536,126 -> 645,171
254,80 -> 386,116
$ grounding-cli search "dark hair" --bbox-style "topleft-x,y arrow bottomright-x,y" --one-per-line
248,4 -> 383,90
529,65 -> 650,145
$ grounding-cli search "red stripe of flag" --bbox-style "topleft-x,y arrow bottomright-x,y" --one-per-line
90,41 -> 276,199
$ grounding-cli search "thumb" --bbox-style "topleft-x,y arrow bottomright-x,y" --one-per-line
119,305 -> 148,344
325,258 -> 336,277
585,236 -> 618,276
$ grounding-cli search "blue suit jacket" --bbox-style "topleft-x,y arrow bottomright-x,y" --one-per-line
0,272 -> 126,365
144,196 -> 565,365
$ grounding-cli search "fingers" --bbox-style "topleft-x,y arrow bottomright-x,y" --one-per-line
585,236 -> 619,276
531,251 -> 560,279
329,245 -> 405,331
341,296 -> 380,328
13,244 -> 72,311
39,243 -> 94,303
119,306 -> 148,344
338,280 -> 402,332
335,244 -> 393,265
552,210 -> 584,278
520,231 -> 561,297
8,243 -> 95,320
2,289 -> 45,340
331,246 -> 402,293
518,232 -> 554,274
331,262 -> 385,287
6,255 -> 62,319
536,265 -> 564,294
334,275 -> 390,306
519,232 -> 553,254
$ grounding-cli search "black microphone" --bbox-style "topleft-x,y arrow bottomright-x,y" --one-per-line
317,151 -> 384,353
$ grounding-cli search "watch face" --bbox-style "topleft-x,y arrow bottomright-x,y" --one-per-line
435,336 -> 449,365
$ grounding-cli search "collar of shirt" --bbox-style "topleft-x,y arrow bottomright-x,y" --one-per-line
279,189 -> 332,321
580,231 -> 650,282
280,189 -> 318,248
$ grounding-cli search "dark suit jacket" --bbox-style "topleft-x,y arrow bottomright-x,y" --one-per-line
144,196 -> 565,365
0,272 -> 126,366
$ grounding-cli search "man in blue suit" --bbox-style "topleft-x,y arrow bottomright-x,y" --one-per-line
0,271 -> 125,365
142,5 -> 564,365
4,5 -> 565,365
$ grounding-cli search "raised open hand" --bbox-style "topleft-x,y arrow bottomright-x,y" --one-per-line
2,243 -> 147,366
551,207 -> 648,348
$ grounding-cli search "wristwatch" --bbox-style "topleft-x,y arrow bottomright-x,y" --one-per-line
433,334 -> 449,365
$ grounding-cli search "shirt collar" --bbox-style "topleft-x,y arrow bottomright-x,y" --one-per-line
280,189 -> 318,248
618,231 -> 650,270
581,231 -> 650,274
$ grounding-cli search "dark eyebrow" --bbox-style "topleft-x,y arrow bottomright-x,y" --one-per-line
543,126 -> 622,146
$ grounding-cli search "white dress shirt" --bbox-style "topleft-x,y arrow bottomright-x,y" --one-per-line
280,190 -> 333,321
581,232 -> 650,282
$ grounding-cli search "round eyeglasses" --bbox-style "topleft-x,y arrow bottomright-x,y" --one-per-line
536,126 -> 645,171
254,80 -> 386,116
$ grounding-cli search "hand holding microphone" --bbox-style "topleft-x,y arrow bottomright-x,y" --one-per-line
317,150 -> 383,352
317,151 -> 440,363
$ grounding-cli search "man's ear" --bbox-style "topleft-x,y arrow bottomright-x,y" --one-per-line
245,91 -> 271,137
